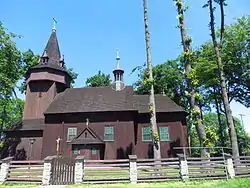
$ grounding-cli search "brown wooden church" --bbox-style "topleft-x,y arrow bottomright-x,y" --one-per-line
3,26 -> 188,160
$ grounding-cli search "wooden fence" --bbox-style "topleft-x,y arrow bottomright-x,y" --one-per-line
187,157 -> 228,180
234,156 -> 250,178
137,158 -> 181,182
7,160 -> 44,183
0,154 -> 250,185
51,157 -> 75,185
83,159 -> 130,183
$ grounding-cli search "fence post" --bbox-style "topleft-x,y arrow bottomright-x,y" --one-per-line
74,156 -> 84,184
177,154 -> 189,181
0,157 -> 13,183
129,155 -> 137,184
42,156 -> 55,185
224,153 -> 235,179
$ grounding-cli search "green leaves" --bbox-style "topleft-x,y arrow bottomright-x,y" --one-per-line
85,70 -> 111,87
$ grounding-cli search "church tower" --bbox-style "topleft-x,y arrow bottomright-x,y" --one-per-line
112,50 -> 125,91
23,22 -> 71,120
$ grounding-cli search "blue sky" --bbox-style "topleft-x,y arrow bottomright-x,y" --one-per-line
1,0 -> 250,132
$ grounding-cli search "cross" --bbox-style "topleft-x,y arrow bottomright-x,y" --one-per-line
53,18 -> 58,31
56,137 -> 61,155
86,118 -> 89,128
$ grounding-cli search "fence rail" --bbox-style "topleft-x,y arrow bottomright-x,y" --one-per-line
83,159 -> 130,183
137,158 -> 181,182
187,157 -> 227,180
0,154 -> 250,185
234,156 -> 250,178
7,160 -> 44,182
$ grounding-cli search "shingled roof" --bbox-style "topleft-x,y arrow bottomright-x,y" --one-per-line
45,86 -> 184,114
28,29 -> 71,77
133,94 -> 184,113
3,119 -> 45,131
45,86 -> 136,114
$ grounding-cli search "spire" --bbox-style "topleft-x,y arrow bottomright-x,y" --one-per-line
39,20 -> 61,67
52,18 -> 57,32
113,49 -> 124,91
116,49 -> 120,69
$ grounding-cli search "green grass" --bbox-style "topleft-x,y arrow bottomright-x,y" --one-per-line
0,184 -> 35,188
67,178 -> 250,188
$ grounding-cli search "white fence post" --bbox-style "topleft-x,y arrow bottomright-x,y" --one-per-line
129,155 -> 137,184
74,156 -> 84,184
224,153 -> 235,179
0,157 -> 13,183
42,156 -> 55,185
178,154 -> 189,181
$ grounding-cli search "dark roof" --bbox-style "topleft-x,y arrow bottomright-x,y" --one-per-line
45,86 -> 135,114
45,86 -> 184,114
133,94 -> 184,113
71,127 -> 104,145
3,119 -> 45,131
27,30 -> 71,78
41,31 -> 61,66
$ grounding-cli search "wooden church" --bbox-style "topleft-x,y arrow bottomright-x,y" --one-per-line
3,26 -> 188,160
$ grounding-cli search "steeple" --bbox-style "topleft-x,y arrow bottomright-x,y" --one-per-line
39,18 -> 63,67
116,49 -> 120,69
23,21 -> 72,120
113,49 -> 124,91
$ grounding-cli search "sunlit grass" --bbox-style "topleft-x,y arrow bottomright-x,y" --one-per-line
67,178 -> 250,188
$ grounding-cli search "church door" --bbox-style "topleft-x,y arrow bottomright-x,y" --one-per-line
81,147 -> 91,159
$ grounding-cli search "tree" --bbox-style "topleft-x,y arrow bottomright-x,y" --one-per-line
205,0 -> 240,160
191,112 -> 250,156
134,59 -> 187,108
142,0 -> 161,159
174,0 -> 209,157
85,70 -> 111,87
0,21 -> 23,133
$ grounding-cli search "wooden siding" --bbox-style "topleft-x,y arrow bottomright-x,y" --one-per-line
23,81 -> 57,119
135,121 -> 188,159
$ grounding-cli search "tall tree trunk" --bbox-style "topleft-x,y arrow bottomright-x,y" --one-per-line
142,0 -> 161,159
208,0 -> 239,161
175,0 -> 209,157
213,86 -> 225,147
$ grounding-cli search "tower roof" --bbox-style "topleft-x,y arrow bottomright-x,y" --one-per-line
29,22 -> 71,78
40,30 -> 61,66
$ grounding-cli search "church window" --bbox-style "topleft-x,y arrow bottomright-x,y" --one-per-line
73,148 -> 79,155
160,126 -> 170,141
92,148 -> 97,155
142,127 -> 152,142
67,128 -> 77,141
104,126 -> 114,141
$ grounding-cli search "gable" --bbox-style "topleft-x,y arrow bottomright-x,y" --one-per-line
71,127 -> 104,145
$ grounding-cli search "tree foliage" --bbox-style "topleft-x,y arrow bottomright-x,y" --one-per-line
85,70 -> 111,87
133,15 -> 250,156
134,60 -> 187,108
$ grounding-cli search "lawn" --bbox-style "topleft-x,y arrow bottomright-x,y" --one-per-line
0,184 -> 35,188
67,178 -> 250,188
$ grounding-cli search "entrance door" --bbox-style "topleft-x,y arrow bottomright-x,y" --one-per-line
81,148 -> 91,159
73,144 -> 104,160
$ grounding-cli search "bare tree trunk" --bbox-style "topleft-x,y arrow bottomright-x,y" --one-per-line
175,0 -> 209,157
143,0 -> 161,160
208,0 -> 239,161
213,86 -> 225,147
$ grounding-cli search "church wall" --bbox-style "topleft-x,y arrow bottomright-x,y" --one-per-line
135,112 -> 188,158
27,69 -> 70,85
23,80 -> 57,120
42,111 -> 136,159
4,130 -> 43,160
